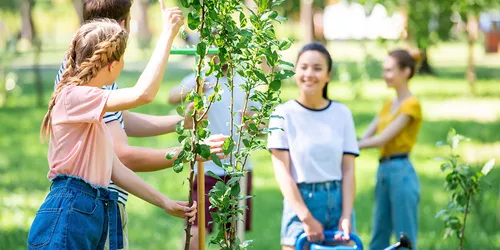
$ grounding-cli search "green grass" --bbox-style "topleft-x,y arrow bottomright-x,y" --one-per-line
1,46 -> 500,250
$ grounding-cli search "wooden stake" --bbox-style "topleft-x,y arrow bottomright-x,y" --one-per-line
236,174 -> 248,241
197,164 -> 206,250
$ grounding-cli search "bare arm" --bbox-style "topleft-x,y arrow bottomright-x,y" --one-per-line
111,152 -> 196,220
105,8 -> 183,112
360,116 -> 379,140
122,111 -> 183,137
107,121 -> 181,172
107,121 -> 226,172
358,114 -> 411,149
271,149 -> 311,221
340,154 -> 356,221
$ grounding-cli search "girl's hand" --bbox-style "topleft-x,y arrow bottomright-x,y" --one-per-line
158,1 -> 184,36
303,216 -> 325,243
197,134 -> 232,161
162,199 -> 197,223
334,216 -> 351,241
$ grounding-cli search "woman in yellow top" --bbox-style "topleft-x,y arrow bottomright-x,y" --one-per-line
358,49 -> 422,250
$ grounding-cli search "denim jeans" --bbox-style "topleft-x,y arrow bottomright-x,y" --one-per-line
369,157 -> 420,250
280,180 -> 356,247
27,176 -> 120,250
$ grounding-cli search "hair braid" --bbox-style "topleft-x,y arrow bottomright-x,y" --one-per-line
40,19 -> 128,141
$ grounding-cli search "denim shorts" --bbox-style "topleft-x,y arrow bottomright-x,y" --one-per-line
27,175 -> 120,250
280,180 -> 356,246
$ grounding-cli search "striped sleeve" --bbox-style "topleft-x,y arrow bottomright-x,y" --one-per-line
54,61 -> 66,89
102,83 -> 125,128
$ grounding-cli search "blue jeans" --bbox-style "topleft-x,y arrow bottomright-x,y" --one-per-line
280,180 -> 356,246
27,176 -> 120,250
369,157 -> 420,250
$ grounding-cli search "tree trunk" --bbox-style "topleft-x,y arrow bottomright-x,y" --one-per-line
72,0 -> 84,25
134,0 -> 152,50
34,38 -> 44,107
466,14 -> 478,95
418,48 -> 433,75
300,0 -> 314,44
20,0 -> 35,42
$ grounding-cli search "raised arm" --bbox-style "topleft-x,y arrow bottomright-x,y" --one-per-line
105,5 -> 183,112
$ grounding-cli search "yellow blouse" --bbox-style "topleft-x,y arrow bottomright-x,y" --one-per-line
376,96 -> 422,157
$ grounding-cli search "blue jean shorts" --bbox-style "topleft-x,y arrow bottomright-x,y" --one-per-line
280,180 -> 356,246
27,176 -> 120,250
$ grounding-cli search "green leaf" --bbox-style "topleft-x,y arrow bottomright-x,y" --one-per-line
254,70 -> 268,84
279,59 -> 294,68
180,0 -> 190,8
481,158 -> 495,175
176,106 -> 185,116
188,12 -> 201,30
193,93 -> 204,110
260,11 -> 278,21
206,171 -> 223,181
271,0 -> 286,8
165,149 -> 178,160
198,144 -> 211,159
231,182 -> 241,197
202,119 -> 209,128
227,176 -> 240,186
243,139 -> 251,148
248,122 -> 258,132
240,29 -> 252,37
173,160 -> 184,173
270,80 -> 281,91
278,39 -> 292,50
275,16 -> 287,22
175,121 -> 184,135
223,137 -> 234,155
276,69 -> 295,80
211,153 -> 223,167
435,209 -> 447,219
197,41 -> 207,58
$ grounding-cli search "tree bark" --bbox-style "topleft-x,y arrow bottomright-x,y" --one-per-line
300,0 -> 314,44
466,14 -> 478,95
418,48 -> 433,75
20,0 -> 35,42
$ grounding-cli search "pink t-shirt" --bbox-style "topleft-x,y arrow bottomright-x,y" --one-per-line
47,85 -> 114,187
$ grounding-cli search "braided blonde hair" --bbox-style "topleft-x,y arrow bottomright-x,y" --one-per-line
40,18 -> 128,140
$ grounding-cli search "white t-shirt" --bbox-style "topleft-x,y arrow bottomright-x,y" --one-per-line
267,100 -> 360,183
177,72 -> 259,176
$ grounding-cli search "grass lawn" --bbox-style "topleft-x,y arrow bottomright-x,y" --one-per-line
1,43 -> 500,250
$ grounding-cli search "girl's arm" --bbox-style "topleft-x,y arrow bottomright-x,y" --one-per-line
110,153 -> 196,221
336,154 -> 356,240
271,149 -> 324,242
105,6 -> 183,112
359,116 -> 379,140
358,114 -> 411,149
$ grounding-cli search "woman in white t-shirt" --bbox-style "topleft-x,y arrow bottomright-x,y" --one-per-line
267,42 -> 359,249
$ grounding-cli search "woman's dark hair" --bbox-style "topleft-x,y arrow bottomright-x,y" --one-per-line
388,49 -> 420,80
297,42 -> 333,99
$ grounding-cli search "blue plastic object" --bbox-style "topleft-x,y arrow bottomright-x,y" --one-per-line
295,231 -> 364,250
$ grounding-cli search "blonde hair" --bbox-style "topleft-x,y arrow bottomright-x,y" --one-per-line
40,19 -> 128,140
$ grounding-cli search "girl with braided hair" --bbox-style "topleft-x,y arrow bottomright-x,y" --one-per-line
28,8 -> 197,250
